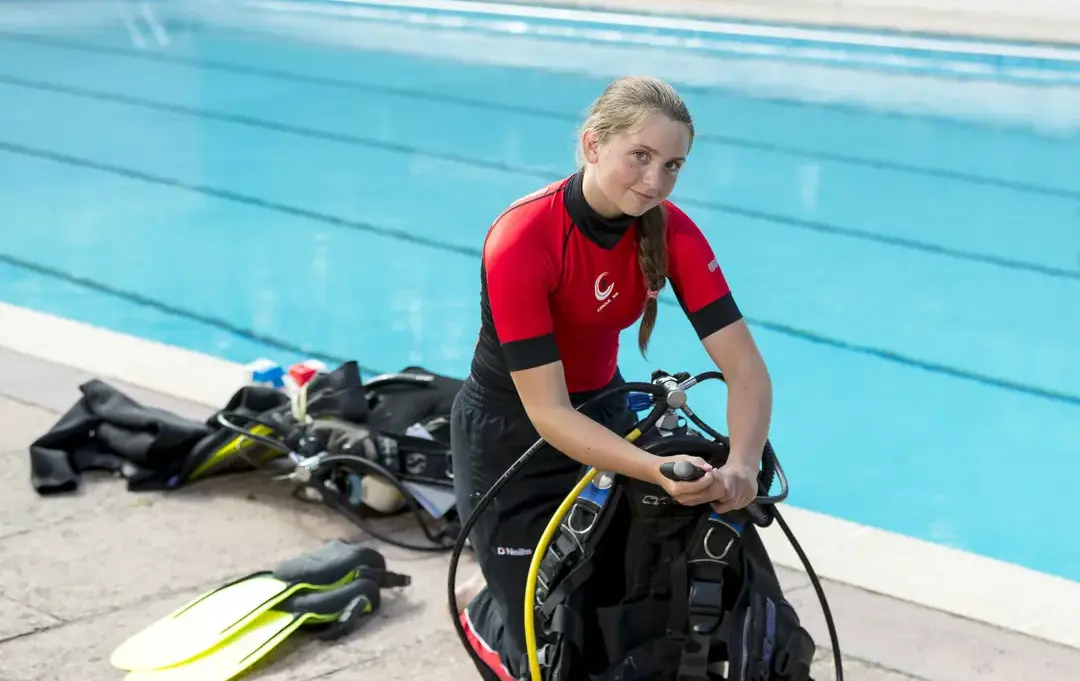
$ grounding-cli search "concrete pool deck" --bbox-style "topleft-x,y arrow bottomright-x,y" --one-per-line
492,0 -> 1080,45
1,315 -> 1080,680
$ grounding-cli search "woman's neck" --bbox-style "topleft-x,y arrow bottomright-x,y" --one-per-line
580,166 -> 625,219
565,169 -> 634,250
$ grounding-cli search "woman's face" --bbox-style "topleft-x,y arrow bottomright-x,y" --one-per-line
583,113 -> 690,217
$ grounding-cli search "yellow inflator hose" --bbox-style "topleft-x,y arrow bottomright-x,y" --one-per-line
523,427 -> 644,681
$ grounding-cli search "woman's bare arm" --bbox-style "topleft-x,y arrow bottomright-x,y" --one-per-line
510,363 -> 660,480
662,203 -> 773,474
701,319 -> 772,470
509,362 -> 722,505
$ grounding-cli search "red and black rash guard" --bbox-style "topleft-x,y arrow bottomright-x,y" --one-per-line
470,171 -> 743,396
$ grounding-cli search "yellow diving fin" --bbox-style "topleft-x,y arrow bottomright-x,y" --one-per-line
110,539 -> 406,671
123,577 -> 382,681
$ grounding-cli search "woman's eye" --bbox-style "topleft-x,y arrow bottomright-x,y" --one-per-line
633,151 -> 648,162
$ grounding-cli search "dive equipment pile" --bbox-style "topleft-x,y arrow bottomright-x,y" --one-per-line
447,368 -> 843,681
110,539 -> 410,681
28,360 -> 463,552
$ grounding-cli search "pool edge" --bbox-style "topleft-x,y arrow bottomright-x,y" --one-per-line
490,0 -> 1080,48
263,0 -> 1080,58
2,299 -> 1078,650
213,0 -> 1080,89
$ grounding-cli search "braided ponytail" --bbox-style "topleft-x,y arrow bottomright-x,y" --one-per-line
637,204 -> 668,356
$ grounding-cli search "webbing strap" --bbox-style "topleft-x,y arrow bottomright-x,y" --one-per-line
537,554 -> 595,621
535,475 -> 616,608
677,579 -> 726,681
677,510 -> 746,681
666,553 -> 689,639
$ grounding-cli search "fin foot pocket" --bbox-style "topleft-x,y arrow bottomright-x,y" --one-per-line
271,539 -> 385,582
110,539 -> 387,672
122,579 -> 383,681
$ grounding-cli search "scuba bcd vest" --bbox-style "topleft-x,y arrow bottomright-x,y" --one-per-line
179,361 -> 463,548
182,361 -> 459,492
531,419 -> 817,681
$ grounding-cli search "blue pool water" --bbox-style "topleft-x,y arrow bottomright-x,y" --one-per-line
1,2 -> 1078,580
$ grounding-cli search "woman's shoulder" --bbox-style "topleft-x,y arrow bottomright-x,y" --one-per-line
497,177 -> 569,225
484,177 -> 572,253
661,198 -> 697,232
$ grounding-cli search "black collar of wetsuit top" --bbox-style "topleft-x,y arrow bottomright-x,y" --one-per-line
564,170 -> 635,250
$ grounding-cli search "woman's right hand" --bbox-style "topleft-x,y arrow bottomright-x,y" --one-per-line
652,455 -> 725,506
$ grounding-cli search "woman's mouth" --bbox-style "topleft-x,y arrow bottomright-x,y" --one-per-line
632,190 -> 655,203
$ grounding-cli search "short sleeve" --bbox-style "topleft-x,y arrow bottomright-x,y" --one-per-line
482,211 -> 561,371
664,202 -> 744,339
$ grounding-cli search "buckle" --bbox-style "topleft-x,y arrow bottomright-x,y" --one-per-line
552,532 -> 581,562
688,580 -> 724,635
536,532 -> 584,606
689,580 -> 724,614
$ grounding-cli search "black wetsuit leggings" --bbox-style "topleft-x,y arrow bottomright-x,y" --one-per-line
451,372 -> 636,681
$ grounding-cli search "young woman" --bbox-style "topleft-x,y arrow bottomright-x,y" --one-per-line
451,75 -> 773,681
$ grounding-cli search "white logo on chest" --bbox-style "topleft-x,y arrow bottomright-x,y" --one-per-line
594,272 -> 618,311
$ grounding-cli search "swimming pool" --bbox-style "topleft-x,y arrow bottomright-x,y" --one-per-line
1,0 -> 1078,585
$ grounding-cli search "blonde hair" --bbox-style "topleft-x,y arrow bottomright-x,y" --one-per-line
577,75 -> 695,357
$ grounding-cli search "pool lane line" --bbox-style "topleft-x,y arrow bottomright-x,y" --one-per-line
1,140 -> 1079,407
2,73 -> 1077,285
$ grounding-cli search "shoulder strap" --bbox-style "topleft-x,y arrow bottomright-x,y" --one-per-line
536,472 -> 620,609
676,510 -> 747,681
532,471 -> 624,675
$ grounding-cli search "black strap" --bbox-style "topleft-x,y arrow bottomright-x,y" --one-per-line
538,557 -> 595,621
532,483 -> 624,681
535,484 -> 623,606
536,531 -> 583,602
775,628 -> 815,681
545,603 -> 586,652
677,577 -> 726,681
666,553 -> 689,640
677,512 -> 745,681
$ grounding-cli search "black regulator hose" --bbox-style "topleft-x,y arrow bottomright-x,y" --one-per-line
681,371 -> 844,680
445,373 -> 843,681
214,413 -> 456,552
446,380 -> 668,677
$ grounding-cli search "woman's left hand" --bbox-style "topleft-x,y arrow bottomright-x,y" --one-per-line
709,462 -> 759,514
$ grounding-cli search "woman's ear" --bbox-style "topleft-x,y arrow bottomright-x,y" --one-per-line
581,129 -> 601,164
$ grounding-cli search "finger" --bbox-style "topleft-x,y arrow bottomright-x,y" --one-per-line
714,480 -> 746,512
738,487 -> 756,509
711,499 -> 738,514
687,457 -> 713,472
710,501 -> 734,515
677,491 -> 718,507
739,480 -> 758,505
709,471 -> 731,501
695,469 -> 722,488
677,480 -> 725,507
674,479 -> 720,504
680,476 -> 716,496
734,490 -> 755,510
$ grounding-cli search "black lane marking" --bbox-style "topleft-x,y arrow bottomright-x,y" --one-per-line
2,74 -> 1077,282
1,141 -> 1078,406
